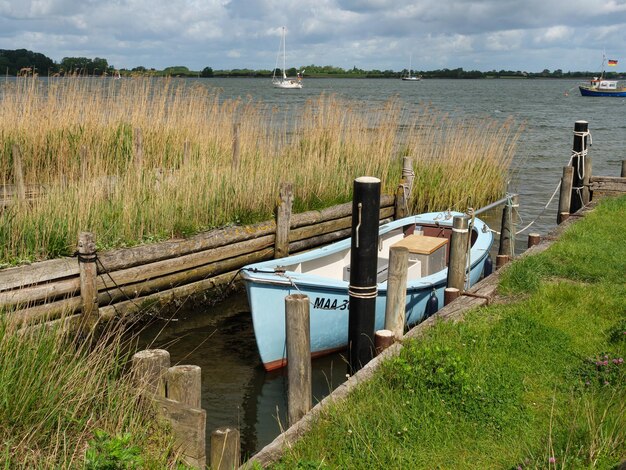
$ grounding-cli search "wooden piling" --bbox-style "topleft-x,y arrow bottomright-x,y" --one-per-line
348,176 -> 381,374
210,427 -> 240,470
131,349 -> 170,396
444,287 -> 460,306
133,127 -> 143,169
275,182 -> 293,259
167,365 -> 202,409
232,122 -> 240,171
384,245 -> 409,340
447,215 -> 470,291
402,157 -> 414,194
527,233 -> 541,249
621,160 -> 626,178
570,120 -> 589,214
394,181 -> 409,220
285,293 -> 311,427
498,194 -> 519,258
78,232 -> 98,331
11,144 -> 26,205
183,140 -> 191,166
374,329 -> 395,355
496,254 -> 509,270
582,155 -> 592,205
557,166 -> 574,224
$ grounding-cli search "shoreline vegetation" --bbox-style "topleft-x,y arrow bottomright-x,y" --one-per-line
2,48 -> 623,80
271,194 -> 626,469
0,76 -> 519,266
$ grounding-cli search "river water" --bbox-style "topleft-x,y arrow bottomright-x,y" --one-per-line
137,78 -> 626,458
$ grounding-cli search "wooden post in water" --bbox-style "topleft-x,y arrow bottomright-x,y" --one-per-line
285,293 -> 312,427
348,176 -> 381,374
133,128 -> 143,170
374,329 -> 394,355
444,287 -> 460,306
167,365 -> 202,409
210,427 -> 240,470
557,166 -> 574,224
131,349 -> 170,397
78,232 -> 98,331
275,182 -> 293,259
582,156 -> 592,205
498,194 -> 519,259
570,120 -> 589,214
447,215 -> 470,291
527,233 -> 541,249
11,144 -> 26,205
621,160 -> 626,178
384,245 -> 409,340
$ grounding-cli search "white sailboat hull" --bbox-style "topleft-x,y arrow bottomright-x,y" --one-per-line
273,79 -> 303,89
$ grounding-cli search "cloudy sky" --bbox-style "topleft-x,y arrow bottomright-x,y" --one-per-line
1,0 -> 626,73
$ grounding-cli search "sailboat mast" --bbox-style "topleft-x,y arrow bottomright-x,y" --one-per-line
282,27 -> 287,79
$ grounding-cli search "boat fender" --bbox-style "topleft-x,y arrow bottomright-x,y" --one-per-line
425,289 -> 439,319
483,254 -> 493,278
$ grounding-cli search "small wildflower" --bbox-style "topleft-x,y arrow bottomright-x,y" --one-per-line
403,427 -> 408,432
604,381 -> 610,385
347,429 -> 352,434
517,466 -> 523,470
619,358 -> 624,364
549,457 -> 556,464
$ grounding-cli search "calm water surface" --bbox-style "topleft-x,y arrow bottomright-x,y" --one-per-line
139,78 -> 626,457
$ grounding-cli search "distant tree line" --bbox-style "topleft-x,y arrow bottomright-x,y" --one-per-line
1,49 -> 623,80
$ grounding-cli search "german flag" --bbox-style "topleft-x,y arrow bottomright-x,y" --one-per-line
608,59 -> 618,66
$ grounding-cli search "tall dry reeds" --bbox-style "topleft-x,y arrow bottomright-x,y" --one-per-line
0,77 -> 519,265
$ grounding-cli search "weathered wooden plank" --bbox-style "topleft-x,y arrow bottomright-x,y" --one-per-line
0,258 -> 78,293
97,235 -> 274,288
152,395 -> 206,469
10,296 -> 82,327
96,221 -> 277,273
0,277 -> 80,308
589,176 -> 626,193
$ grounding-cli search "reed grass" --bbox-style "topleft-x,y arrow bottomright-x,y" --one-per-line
0,77 -> 519,265
0,320 -> 176,468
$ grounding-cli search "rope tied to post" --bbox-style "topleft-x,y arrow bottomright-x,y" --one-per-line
569,128 -> 592,206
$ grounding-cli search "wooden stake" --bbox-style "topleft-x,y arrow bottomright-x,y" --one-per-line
498,194 -> 519,258
582,155 -> 592,205
444,287 -> 460,306
167,365 -> 202,409
285,293 -> 312,427
557,166 -> 574,224
394,180 -> 409,220
133,127 -> 143,170
447,215 -> 470,291
131,349 -> 170,397
384,245 -> 409,339
11,144 -> 26,205
496,254 -> 509,270
374,329 -> 394,355
78,232 -> 98,331
527,233 -> 541,248
570,120 -> 589,214
275,182 -> 293,259
210,427 -> 240,470
621,160 -> 626,178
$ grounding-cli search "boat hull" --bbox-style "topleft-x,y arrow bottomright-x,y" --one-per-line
272,79 -> 302,89
579,86 -> 626,97
241,212 -> 493,370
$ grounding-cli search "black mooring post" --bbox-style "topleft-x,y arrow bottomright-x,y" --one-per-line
348,176 -> 381,374
570,120 -> 589,214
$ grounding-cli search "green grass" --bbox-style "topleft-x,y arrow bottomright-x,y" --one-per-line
0,321 -> 179,468
273,195 -> 626,469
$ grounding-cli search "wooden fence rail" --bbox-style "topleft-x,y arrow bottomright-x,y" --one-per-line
0,190 -> 395,330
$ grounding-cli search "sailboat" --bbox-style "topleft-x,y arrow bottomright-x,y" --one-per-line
402,54 -> 421,81
272,27 -> 303,89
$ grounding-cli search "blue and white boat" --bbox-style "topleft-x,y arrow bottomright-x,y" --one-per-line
241,211 -> 493,371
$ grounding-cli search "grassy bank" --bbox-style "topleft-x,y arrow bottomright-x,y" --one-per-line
0,77 -> 518,266
273,195 -> 626,469
0,323 -> 177,468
